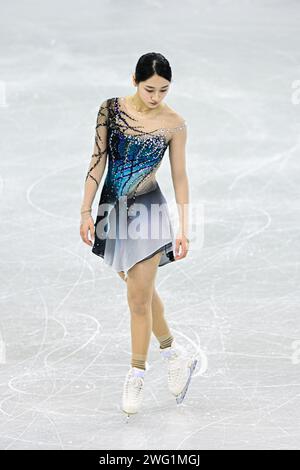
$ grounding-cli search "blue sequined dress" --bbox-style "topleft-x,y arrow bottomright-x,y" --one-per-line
87,96 -> 186,274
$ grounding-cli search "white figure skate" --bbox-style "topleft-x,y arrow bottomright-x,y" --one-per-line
160,341 -> 198,405
122,367 -> 145,421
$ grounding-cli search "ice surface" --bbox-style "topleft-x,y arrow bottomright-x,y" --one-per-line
0,0 -> 299,450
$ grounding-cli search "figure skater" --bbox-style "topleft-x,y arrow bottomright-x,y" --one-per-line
80,52 -> 198,419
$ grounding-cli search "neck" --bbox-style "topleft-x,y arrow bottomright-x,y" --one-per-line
130,94 -> 150,112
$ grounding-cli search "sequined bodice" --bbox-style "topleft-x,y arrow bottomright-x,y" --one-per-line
85,96 -> 186,208
102,98 -> 171,201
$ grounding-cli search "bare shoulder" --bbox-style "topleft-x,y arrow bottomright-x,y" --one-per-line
163,103 -> 186,130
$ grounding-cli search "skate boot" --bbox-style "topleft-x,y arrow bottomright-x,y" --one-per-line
122,367 -> 145,421
160,341 -> 198,404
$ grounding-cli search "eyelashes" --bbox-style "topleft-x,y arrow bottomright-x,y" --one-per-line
145,89 -> 168,93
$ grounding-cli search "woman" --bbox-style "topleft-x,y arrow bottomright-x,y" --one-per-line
80,52 -> 198,419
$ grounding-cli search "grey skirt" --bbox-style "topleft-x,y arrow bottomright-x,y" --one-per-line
91,181 -> 176,274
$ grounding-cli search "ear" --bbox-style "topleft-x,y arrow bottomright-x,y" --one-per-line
132,73 -> 137,86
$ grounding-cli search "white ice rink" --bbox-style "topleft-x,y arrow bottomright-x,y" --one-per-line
0,0 -> 300,450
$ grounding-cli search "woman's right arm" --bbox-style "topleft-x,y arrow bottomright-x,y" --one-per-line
80,99 -> 108,245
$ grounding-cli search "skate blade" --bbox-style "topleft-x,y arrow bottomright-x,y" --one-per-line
175,358 -> 198,405
122,409 -> 137,423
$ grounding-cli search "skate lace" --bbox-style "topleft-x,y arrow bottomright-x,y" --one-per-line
125,376 -> 144,400
168,357 -> 186,384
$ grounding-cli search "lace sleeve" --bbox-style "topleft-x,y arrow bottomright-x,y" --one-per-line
81,100 -> 109,214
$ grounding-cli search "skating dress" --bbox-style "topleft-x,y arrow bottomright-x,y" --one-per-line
86,96 -> 186,274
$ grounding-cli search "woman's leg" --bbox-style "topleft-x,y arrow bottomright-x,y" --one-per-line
125,252 -> 162,370
151,287 -> 174,348
117,269 -> 174,349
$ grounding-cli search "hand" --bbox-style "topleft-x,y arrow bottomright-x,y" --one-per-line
80,214 -> 95,246
174,233 -> 189,261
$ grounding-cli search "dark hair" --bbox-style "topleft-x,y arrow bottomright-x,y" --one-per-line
134,52 -> 172,84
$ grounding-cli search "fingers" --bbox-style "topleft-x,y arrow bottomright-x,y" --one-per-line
80,221 -> 94,246
81,229 -> 92,246
117,271 -> 128,283
175,237 -> 181,258
90,223 -> 95,242
175,239 -> 189,260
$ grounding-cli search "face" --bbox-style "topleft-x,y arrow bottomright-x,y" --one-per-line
134,74 -> 170,108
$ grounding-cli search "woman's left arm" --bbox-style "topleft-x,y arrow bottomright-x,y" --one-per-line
168,121 -> 190,260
